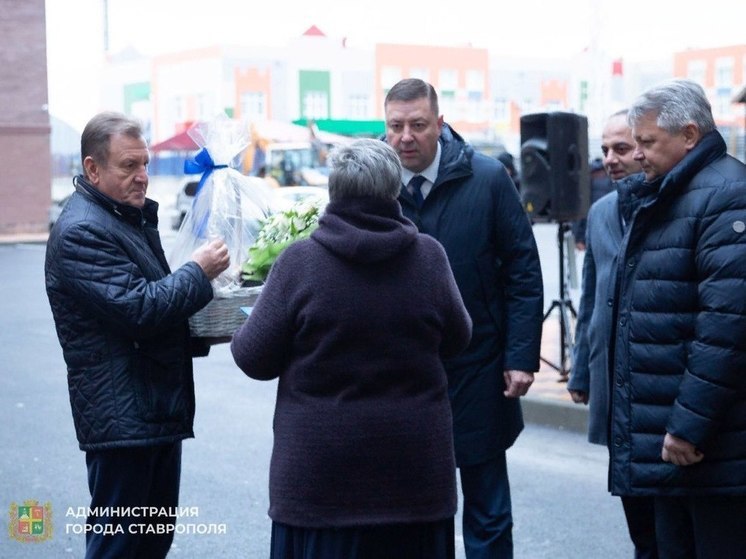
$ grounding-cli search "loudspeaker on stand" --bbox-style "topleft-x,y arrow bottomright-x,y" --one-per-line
520,112 -> 590,223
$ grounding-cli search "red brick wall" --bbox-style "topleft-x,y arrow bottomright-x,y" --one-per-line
0,0 -> 51,235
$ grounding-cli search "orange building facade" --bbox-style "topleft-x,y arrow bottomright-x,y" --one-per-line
674,44 -> 746,156
374,43 -> 491,136
234,67 -> 273,124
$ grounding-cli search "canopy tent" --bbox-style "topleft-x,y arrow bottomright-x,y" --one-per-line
150,130 -> 199,152
250,119 -> 351,145
150,120 -> 353,162
150,120 -> 350,154
293,118 -> 385,138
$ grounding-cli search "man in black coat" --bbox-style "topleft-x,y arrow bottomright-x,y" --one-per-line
384,79 -> 544,559
610,79 -> 746,557
45,112 -> 230,558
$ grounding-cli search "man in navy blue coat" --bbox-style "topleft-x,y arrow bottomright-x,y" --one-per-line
610,79 -> 746,557
384,78 -> 544,558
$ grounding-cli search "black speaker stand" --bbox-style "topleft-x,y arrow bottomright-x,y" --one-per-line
540,221 -> 577,381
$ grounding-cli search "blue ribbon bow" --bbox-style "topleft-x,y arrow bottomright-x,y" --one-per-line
184,148 -> 228,195
183,148 -> 228,238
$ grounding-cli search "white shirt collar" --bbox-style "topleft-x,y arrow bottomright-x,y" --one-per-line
401,142 -> 441,186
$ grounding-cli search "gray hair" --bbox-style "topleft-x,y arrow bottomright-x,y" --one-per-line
81,112 -> 145,176
628,79 -> 715,135
327,139 -> 402,202
384,78 -> 439,117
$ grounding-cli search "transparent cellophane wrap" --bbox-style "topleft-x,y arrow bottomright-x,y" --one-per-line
168,115 -> 276,337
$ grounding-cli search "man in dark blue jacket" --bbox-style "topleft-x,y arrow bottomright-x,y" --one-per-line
568,110 -> 658,558
45,112 -> 230,558
384,79 -> 544,558
610,79 -> 746,557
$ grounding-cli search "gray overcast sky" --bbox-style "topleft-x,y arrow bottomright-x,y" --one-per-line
46,0 -> 746,130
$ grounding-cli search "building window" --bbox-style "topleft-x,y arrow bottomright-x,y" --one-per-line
346,94 -> 369,119
466,70 -> 484,93
240,91 -> 267,121
715,89 -> 733,118
493,98 -> 508,121
303,91 -> 328,119
173,96 -> 183,123
411,67 -> 429,82
381,66 -> 402,90
686,59 -> 706,86
440,91 -> 456,118
196,93 -> 213,120
715,57 -> 734,88
299,70 -> 330,119
439,69 -> 458,92
438,68 -> 458,118
466,91 -> 483,122
465,70 -> 484,123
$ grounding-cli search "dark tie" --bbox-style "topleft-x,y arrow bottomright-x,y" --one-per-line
409,175 -> 426,209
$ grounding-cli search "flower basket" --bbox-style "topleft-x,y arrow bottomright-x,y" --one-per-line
241,200 -> 323,282
168,114 -> 279,295
188,285 -> 263,338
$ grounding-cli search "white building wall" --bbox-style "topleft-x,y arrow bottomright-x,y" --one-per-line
153,57 -> 224,141
100,50 -> 152,122
102,37 -> 675,157
284,34 -> 375,121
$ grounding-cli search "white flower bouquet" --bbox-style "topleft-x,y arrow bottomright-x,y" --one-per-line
241,201 -> 323,282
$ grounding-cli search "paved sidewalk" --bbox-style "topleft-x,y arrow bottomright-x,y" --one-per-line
523,314 -> 589,434
0,233 -> 48,244
1,230 -> 589,435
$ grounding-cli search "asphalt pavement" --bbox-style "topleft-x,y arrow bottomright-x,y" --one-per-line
0,179 -> 609,559
51,181 -> 586,425
2,175 -> 591,437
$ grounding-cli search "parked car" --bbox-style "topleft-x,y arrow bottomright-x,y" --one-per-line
48,194 -> 72,231
171,181 -> 199,230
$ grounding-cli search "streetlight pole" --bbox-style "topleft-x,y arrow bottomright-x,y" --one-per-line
102,0 -> 109,53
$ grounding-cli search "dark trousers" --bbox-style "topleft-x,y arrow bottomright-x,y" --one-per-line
85,442 -> 182,559
270,518 -> 455,559
621,495 -> 658,559
459,452 -> 513,559
654,495 -> 746,559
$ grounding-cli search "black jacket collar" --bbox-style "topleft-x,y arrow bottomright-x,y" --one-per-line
74,174 -> 159,229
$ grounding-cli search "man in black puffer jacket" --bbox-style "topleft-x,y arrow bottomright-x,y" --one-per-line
609,79 -> 746,557
45,112 -> 230,559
